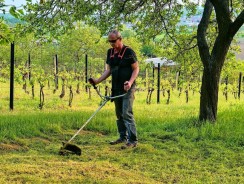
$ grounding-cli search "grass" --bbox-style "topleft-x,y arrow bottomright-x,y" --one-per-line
0,82 -> 243,183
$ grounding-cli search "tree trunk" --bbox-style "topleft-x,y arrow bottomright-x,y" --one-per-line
199,67 -> 219,121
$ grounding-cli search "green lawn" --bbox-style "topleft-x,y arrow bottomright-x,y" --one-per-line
0,83 -> 243,183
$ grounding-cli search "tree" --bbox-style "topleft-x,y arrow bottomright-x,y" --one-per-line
25,0 -> 244,122
197,0 -> 243,121
0,0 -> 25,43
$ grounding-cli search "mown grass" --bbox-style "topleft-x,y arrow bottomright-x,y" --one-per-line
0,83 -> 243,183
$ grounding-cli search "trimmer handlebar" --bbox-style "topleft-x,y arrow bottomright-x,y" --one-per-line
88,77 -> 127,100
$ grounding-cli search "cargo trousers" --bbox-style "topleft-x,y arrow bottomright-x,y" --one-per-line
113,87 -> 138,144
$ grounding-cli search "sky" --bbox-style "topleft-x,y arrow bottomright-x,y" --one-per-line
2,0 -> 203,14
4,0 -> 27,8
3,0 -> 41,12
4,0 -> 202,7
3,0 -> 27,12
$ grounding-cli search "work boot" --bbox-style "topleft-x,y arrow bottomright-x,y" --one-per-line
121,142 -> 137,149
109,138 -> 126,145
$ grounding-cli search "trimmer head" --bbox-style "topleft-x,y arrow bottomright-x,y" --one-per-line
59,142 -> 81,156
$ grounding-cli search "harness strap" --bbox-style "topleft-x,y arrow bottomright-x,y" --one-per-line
110,46 -> 128,60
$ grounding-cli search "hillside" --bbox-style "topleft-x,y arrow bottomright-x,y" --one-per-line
0,13 -> 22,25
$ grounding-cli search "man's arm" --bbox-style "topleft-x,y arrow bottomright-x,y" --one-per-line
124,62 -> 139,91
92,64 -> 111,85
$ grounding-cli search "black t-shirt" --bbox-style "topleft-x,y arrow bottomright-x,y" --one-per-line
106,45 -> 137,92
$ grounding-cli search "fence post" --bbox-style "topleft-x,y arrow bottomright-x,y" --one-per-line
176,70 -> 180,90
238,72 -> 242,99
85,54 -> 88,92
54,54 -> 58,90
85,54 -> 88,82
28,52 -> 31,80
157,63 -> 160,104
10,42 -> 15,110
152,64 -> 155,86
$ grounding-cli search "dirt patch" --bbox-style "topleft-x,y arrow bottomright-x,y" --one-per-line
0,143 -> 24,151
31,137 -> 51,144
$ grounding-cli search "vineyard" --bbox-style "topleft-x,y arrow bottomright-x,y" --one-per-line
0,26 -> 244,111
1,1 -> 244,183
0,69 -> 244,111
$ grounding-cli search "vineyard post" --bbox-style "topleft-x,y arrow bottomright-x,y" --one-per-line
28,52 -> 31,80
157,63 -> 160,104
89,62 -> 92,78
238,72 -> 242,99
152,63 -> 155,86
10,42 -> 15,110
85,54 -> 88,92
54,54 -> 58,90
176,71 -> 180,90
55,54 -> 58,89
146,67 -> 148,89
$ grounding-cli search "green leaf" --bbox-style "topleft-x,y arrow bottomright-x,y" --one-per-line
18,9 -> 24,15
9,6 -> 18,18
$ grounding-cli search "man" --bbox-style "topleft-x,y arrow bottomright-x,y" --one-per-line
90,30 -> 139,149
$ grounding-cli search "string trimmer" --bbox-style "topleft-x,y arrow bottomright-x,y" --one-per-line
59,78 -> 126,156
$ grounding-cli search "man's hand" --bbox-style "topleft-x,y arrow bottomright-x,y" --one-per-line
89,78 -> 98,85
124,81 -> 131,91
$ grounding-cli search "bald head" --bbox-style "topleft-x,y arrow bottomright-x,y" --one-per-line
108,30 -> 122,39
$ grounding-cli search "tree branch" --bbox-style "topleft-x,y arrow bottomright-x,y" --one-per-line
173,44 -> 198,61
229,10 -> 244,37
197,0 -> 213,67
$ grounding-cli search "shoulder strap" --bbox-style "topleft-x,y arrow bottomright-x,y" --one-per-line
109,46 -> 128,60
118,46 -> 128,59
